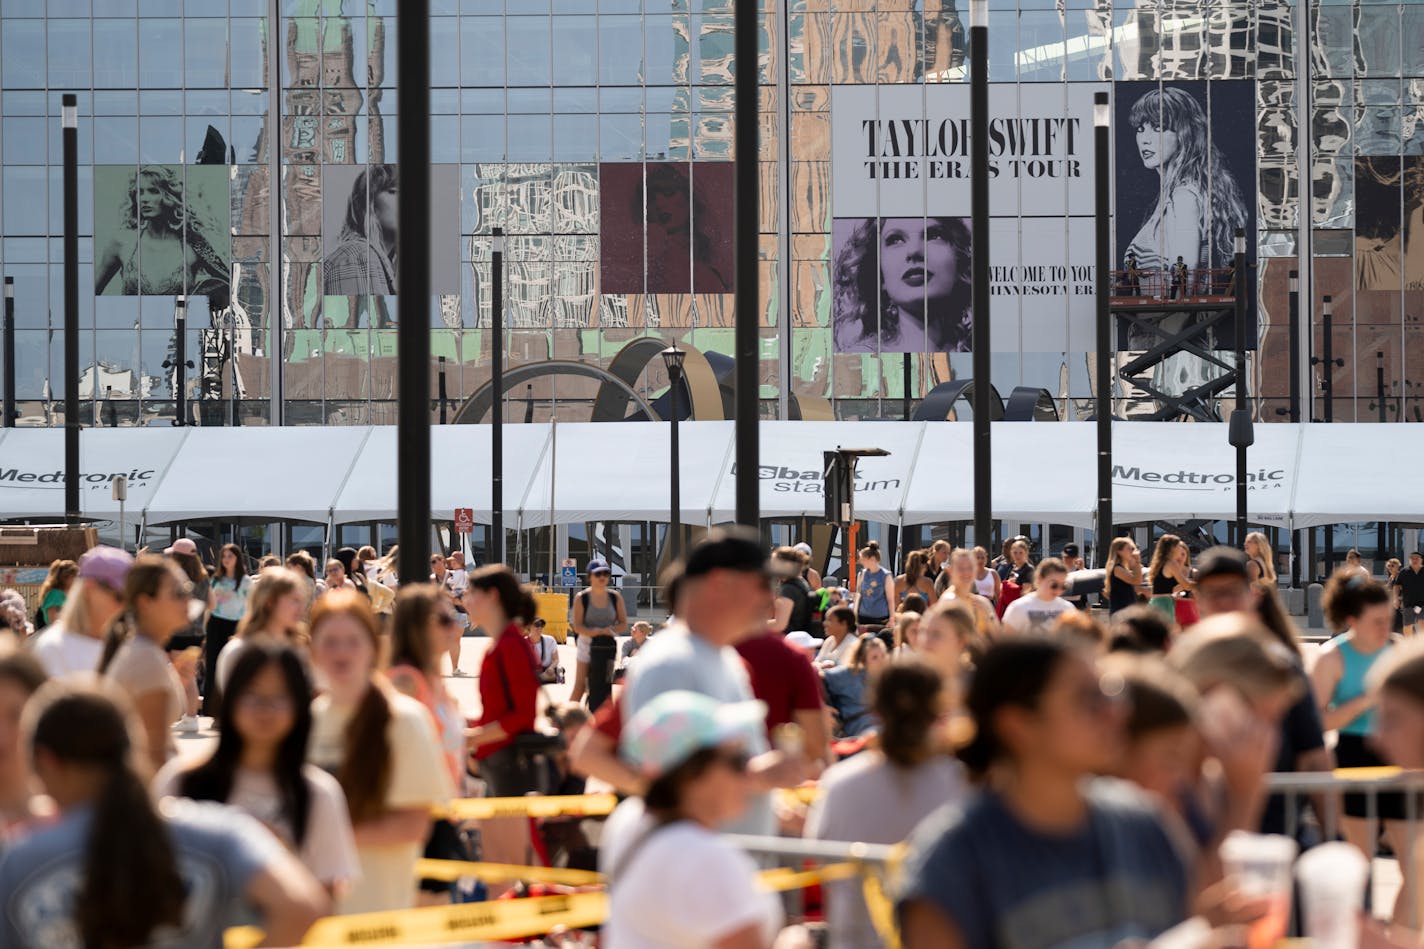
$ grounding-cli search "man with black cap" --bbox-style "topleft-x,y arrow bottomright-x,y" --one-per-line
622,527 -> 808,835
1192,546 -> 1261,619
1060,544 -> 1088,611
1192,546 -> 1333,836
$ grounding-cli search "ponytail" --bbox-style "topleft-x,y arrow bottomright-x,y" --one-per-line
97,610 -> 136,674
340,681 -> 394,823
27,683 -> 185,949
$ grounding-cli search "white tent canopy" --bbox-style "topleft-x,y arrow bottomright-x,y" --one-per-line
0,422 -> 1414,529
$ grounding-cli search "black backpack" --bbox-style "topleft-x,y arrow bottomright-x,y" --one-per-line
580,589 -> 622,712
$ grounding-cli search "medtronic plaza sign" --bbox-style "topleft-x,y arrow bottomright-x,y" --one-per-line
1112,465 -> 1286,491
0,467 -> 157,490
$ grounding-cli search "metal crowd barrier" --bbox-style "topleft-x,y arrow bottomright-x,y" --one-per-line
1265,768 -> 1424,930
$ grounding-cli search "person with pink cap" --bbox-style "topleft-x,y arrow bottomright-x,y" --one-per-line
29,546 -> 134,679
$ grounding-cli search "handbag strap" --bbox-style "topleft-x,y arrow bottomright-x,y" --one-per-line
494,633 -> 552,725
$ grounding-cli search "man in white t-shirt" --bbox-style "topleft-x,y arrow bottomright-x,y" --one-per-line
1000,558 -> 1076,635
29,546 -> 132,679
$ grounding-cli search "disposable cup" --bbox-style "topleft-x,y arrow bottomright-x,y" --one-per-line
1220,831 -> 1299,949
1295,842 -> 1370,949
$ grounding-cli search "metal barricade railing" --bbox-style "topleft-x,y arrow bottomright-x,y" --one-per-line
1265,768 -> 1424,929
724,834 -> 903,948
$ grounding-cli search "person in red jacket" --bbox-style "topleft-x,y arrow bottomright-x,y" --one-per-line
464,565 -> 541,788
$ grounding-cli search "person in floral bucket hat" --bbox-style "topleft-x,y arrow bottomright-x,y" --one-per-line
597,690 -> 810,949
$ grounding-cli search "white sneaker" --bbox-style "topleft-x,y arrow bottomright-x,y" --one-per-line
178,715 -> 200,733
451,669 -> 469,678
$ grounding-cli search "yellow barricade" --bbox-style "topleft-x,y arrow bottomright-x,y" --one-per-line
226,857 -> 891,946
435,792 -> 618,821
414,859 -> 602,887
226,892 -> 609,948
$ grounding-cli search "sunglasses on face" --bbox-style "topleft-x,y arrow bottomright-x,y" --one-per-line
166,581 -> 194,600
715,749 -> 752,773
437,613 -> 461,628
1042,581 -> 1066,592
592,571 -> 612,579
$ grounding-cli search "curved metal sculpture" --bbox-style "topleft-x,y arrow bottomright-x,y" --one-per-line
451,360 -> 661,424
912,379 -> 1006,422
1003,386 -> 1061,422
594,337 -> 726,422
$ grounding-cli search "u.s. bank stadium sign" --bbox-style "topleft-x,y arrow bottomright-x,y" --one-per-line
1113,465 -> 1286,491
729,464 -> 902,496
0,468 -> 157,491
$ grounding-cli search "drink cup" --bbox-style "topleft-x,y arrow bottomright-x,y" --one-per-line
1220,831 -> 1299,949
1295,842 -> 1370,949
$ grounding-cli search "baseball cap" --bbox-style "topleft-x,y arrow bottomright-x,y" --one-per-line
620,690 -> 767,779
587,558 -> 612,575
532,617 -> 547,627
1062,543 -> 1080,558
682,528 -> 770,580
78,546 -> 134,592
793,542 -> 813,556
1194,546 -> 1251,583
165,538 -> 198,556
785,630 -> 823,651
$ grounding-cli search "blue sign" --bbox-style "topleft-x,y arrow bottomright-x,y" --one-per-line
561,565 -> 578,587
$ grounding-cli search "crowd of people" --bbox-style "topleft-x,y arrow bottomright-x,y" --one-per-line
0,529 -> 1421,948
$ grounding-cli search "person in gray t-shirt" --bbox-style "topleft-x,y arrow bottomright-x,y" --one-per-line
0,683 -> 326,949
623,530 -> 812,836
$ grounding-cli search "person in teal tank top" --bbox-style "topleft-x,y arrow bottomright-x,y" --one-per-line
1309,569 -> 1412,924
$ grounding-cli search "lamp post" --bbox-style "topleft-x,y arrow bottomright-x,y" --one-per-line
174,297 -> 188,424
3,277 -> 14,428
661,345 -> 687,563
1229,228 -> 1252,547
1093,91 -> 1112,566
491,226 -> 505,564
62,94 -> 80,524
438,355 -> 448,424
395,0 -> 432,583
970,0 -> 991,550
733,0 -> 760,528
1287,270 -> 1300,423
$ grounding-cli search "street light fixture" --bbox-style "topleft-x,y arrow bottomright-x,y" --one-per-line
661,344 -> 688,563
62,94 -> 80,524
3,277 -> 14,428
1093,91 -> 1112,566
1228,228 -> 1252,547
969,0 -> 992,550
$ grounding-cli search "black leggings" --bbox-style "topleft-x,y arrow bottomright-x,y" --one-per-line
203,614 -> 239,715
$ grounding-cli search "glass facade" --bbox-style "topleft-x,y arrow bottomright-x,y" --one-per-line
0,0 -> 1421,426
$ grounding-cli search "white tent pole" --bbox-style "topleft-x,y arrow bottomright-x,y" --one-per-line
514,423 -> 554,529
897,421 -> 928,529
709,421 -> 738,526
1286,422 -> 1305,535
325,427 -> 375,528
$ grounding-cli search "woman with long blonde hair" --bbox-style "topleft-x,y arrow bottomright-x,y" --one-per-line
1104,537 -> 1145,615
1244,532 -> 1276,584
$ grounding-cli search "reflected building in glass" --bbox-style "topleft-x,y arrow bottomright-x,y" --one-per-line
0,0 -> 1422,426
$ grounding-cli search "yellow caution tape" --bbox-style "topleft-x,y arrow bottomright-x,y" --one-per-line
777,785 -> 822,807
414,858 -> 602,887
226,853 -> 889,946
225,891 -> 609,948
759,862 -> 858,893
434,792 -> 619,821
1331,766 -> 1403,781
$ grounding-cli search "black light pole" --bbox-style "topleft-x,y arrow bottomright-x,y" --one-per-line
1287,270 -> 1300,423
491,226 -> 505,563
62,94 -> 80,524
3,277 -> 14,427
662,345 -> 687,563
903,352 -> 912,421
1093,91 -> 1112,565
1315,295 -> 1339,423
1229,228 -> 1251,547
438,355 -> 448,424
174,296 -> 187,425
1287,272 -> 1300,587
733,0 -> 759,528
227,314 -> 239,426
395,0 -> 431,584
1377,351 -> 1387,423
970,0 -> 991,549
